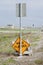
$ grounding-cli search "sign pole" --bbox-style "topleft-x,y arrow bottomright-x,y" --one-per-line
16,3 -> 26,56
19,4 -> 22,56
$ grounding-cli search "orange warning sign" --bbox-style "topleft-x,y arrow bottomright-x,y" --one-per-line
22,39 -> 30,53
12,38 -> 30,54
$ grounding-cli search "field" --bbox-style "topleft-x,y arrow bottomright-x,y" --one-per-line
0,27 -> 43,65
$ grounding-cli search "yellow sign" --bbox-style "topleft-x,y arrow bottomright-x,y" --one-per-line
12,38 -> 30,54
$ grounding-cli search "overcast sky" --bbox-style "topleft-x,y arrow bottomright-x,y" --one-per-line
0,0 -> 43,27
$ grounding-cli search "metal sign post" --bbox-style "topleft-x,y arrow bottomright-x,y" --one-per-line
19,3 -> 22,56
16,3 -> 26,56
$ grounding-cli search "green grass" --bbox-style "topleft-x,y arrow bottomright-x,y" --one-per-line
7,57 -> 16,63
36,47 -> 43,52
0,28 -> 19,31
0,32 -> 41,53
35,59 -> 43,65
0,31 -> 41,53
0,28 -> 42,65
0,33 -> 19,41
0,27 -> 40,33
0,57 -> 16,65
31,43 -> 38,47
0,41 -> 15,53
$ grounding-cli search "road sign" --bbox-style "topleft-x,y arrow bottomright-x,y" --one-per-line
12,38 -> 20,53
16,3 -> 26,56
16,3 -> 21,17
16,3 -> 26,17
22,3 -> 26,17
12,38 -> 30,54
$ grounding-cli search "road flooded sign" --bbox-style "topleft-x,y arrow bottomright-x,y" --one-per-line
12,38 -> 30,54
12,38 -> 20,53
22,39 -> 30,53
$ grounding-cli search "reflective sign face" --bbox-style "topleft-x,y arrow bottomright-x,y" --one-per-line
22,39 -> 30,53
12,38 -> 20,53
16,4 -> 21,17
16,3 -> 26,17
22,3 -> 26,17
12,38 -> 30,54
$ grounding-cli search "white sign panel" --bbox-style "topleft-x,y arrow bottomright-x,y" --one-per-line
16,3 -> 26,17
16,3 -> 21,17
22,3 -> 26,17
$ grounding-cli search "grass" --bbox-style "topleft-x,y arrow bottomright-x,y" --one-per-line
35,59 -> 43,65
0,28 -> 42,65
22,34 -> 40,43
0,57 -> 16,65
0,28 -> 19,31
0,27 -> 40,33
36,47 -> 43,52
0,33 -> 15,53
31,43 -> 38,47
0,31 -> 41,53
0,33 -> 19,41
7,57 -> 16,63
